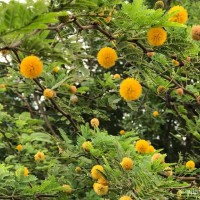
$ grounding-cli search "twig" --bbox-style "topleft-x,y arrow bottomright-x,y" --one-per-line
34,93 -> 57,137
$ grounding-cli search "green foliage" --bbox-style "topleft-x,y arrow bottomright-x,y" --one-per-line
0,0 -> 199,199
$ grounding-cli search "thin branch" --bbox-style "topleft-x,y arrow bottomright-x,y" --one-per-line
33,79 -> 79,132
34,93 -> 57,137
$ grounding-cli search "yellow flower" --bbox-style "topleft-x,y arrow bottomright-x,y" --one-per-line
163,167 -> 173,176
16,144 -> 23,151
93,183 -> 108,196
147,145 -> 155,153
97,177 -> 109,186
113,74 -> 121,79
120,157 -> 133,170
119,78 -> 142,101
34,151 -> 45,161
147,27 -> 167,46
82,141 -> 93,152
151,153 -> 165,163
135,139 -> 149,154
20,56 -> 43,78
75,166 -> 82,173
153,111 -> 159,117
24,167 -> 29,176
119,130 -> 125,135
97,47 -> 118,69
191,25 -> 200,41
90,118 -> 100,128
119,196 -> 132,200
43,89 -> 56,99
91,165 -> 104,180
52,67 -> 60,73
62,184 -> 73,194
172,59 -> 180,66
0,84 -> 6,89
185,160 -> 195,170
168,6 -> 188,24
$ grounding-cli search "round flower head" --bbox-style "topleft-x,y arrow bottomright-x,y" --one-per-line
43,89 -> 56,99
168,6 -> 188,24
120,196 -> 132,200
172,59 -> 180,66
120,130 -> 125,135
97,177 -> 109,186
135,139 -> 149,154
24,167 -> 29,176
93,183 -> 108,196
52,67 -> 59,73
82,141 -> 93,152
75,166 -> 82,173
151,153 -> 165,163
163,167 -> 173,176
91,165 -> 104,180
153,111 -> 159,117
62,184 -> 73,194
120,157 -> 133,170
147,145 -> 155,153
34,151 -> 45,161
147,27 -> 167,46
185,160 -> 195,170
97,47 -> 118,69
191,25 -> 200,41
113,74 -> 121,79
90,118 -> 100,128
20,56 -> 43,78
16,144 -> 23,151
154,1 -> 164,10
119,78 -> 142,101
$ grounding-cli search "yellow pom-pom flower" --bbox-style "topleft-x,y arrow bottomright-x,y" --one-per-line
97,47 -> 118,69
34,151 -> 45,161
90,118 -> 100,128
147,145 -> 155,153
172,59 -> 180,66
75,166 -> 82,173
168,6 -> 188,24
119,78 -> 142,101
113,74 -> 121,79
185,160 -> 195,170
135,139 -> 149,154
147,27 -> 167,46
43,89 -> 56,99
163,167 -> 173,176
153,111 -> 159,117
151,153 -> 165,163
82,141 -> 93,152
119,130 -> 125,135
97,177 -> 109,186
191,25 -> 200,41
120,196 -> 132,200
52,67 -> 60,73
91,165 -> 104,180
20,56 -> 43,78
62,184 -> 73,194
24,167 -> 29,176
16,144 -> 23,151
120,157 -> 133,170
93,183 -> 108,196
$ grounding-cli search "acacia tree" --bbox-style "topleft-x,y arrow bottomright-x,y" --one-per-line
0,0 -> 199,199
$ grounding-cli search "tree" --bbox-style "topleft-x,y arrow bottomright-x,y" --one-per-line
0,0 -> 199,199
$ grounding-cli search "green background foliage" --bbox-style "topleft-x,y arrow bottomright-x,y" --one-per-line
0,0 -> 199,199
